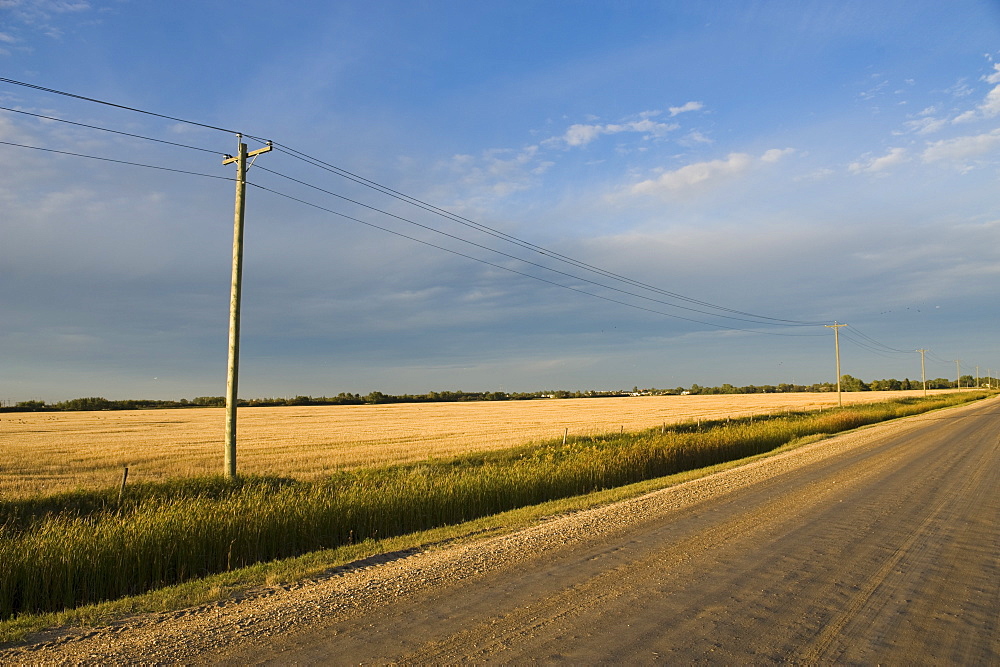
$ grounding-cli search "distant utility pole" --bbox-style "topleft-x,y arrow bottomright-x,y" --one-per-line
222,135 -> 271,479
825,322 -> 847,407
976,365 -> 979,388
955,360 -> 961,390
917,349 -> 928,397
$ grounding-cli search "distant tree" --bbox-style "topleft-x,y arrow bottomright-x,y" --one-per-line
60,397 -> 112,411
839,375 -> 869,392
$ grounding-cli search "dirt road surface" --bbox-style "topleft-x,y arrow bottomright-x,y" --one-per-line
5,399 -> 998,664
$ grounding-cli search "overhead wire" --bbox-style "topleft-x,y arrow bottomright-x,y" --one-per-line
840,326 -> 915,354
0,77 -> 832,331
270,142 -> 827,326
838,331 -> 907,359
253,164 -> 821,329
247,180 -> 825,338
9,78 -> 961,355
0,77 -> 241,135
0,78 -> 828,329
0,106 -> 223,154
0,139 -> 233,182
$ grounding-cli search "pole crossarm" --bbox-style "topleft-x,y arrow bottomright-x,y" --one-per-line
223,141 -> 272,165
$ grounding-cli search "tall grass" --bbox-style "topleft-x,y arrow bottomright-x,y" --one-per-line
0,392 -> 986,620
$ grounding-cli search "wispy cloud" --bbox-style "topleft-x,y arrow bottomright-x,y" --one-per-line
922,129 -> 1000,165
668,101 -> 704,116
440,145 -> 553,204
554,110 -> 684,148
761,147 -> 795,163
848,147 -> 907,174
627,148 -> 792,197
948,63 -> 1000,123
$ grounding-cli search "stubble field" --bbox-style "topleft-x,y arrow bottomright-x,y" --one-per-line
1,390 -> 950,498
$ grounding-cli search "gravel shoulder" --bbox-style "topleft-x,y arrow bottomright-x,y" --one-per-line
3,398 -> 997,664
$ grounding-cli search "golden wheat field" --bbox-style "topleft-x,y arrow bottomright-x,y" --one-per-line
1,390 -> 951,497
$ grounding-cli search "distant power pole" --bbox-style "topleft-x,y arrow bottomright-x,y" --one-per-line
222,135 -> 272,479
916,349 -> 928,397
825,322 -> 847,407
976,365 -> 979,388
955,360 -> 961,390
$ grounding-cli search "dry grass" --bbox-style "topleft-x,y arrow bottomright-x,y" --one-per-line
0,390 -> 951,497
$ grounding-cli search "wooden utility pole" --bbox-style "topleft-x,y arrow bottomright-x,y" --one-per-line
917,349 -> 928,397
955,360 -> 961,390
825,322 -> 847,407
222,135 -> 271,479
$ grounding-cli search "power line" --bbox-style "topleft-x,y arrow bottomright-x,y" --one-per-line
253,164 -> 819,329
0,106 -> 223,154
0,77 -> 828,329
838,331 -> 899,358
0,77 -> 242,136
272,142 -> 827,327
843,326 -> 914,353
0,139 -> 233,181
247,180 -> 825,338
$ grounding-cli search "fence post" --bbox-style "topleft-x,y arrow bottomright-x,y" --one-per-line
118,466 -> 129,505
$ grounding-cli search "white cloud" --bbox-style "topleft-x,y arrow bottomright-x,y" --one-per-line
629,153 -> 753,196
559,114 -> 679,147
904,116 -> 947,135
952,110 -> 978,124
984,64 -> 1000,85
668,101 -> 704,116
848,147 -> 907,174
922,129 -> 1000,164
979,84 -> 1000,117
681,130 -> 713,146
564,124 -> 603,147
626,147 -> 794,198
441,145 -> 552,203
946,65 -> 1000,123
761,147 -> 795,163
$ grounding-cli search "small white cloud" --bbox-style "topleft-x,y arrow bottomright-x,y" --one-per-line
984,64 -> 1000,85
564,123 -> 603,147
952,110 -> 978,124
629,153 -> 753,196
922,129 -> 1000,164
794,168 -> 835,182
681,130 -> 713,145
668,101 -> 704,116
904,116 -> 947,135
979,84 -> 1000,117
848,147 -> 907,174
558,114 -> 679,147
761,147 -> 795,163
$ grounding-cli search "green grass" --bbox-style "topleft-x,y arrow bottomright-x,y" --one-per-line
0,391 -> 988,630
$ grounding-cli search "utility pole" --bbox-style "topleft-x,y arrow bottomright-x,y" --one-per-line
222,135 -> 271,479
825,322 -> 847,407
955,359 -> 961,391
917,349 -> 928,397
976,365 -> 979,388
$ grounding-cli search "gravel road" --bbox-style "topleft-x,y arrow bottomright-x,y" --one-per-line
4,398 -> 998,664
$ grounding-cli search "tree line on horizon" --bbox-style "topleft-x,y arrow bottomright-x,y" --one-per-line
3,375 -> 989,412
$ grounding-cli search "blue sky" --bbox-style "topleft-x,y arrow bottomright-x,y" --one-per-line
2,0 -> 1000,402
